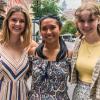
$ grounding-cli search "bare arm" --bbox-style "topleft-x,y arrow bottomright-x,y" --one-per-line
25,40 -> 38,79
28,40 -> 38,56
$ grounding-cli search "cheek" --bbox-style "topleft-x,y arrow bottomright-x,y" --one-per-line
56,29 -> 61,35
8,22 -> 12,30
40,31 -> 46,37
22,23 -> 25,29
93,22 -> 98,28
77,22 -> 81,27
55,31 -> 60,37
77,23 -> 83,30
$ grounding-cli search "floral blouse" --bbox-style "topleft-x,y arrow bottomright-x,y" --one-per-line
29,37 -> 71,100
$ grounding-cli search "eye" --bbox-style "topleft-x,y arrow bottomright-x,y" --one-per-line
41,26 -> 47,31
88,19 -> 95,23
19,19 -> 25,23
10,18 -> 17,22
79,19 -> 85,23
49,25 -> 56,30
10,18 -> 25,23
41,25 -> 56,31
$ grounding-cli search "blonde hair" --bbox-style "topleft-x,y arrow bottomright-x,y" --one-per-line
75,2 -> 100,17
1,5 -> 32,47
75,2 -> 100,36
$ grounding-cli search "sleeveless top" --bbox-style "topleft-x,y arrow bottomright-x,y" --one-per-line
29,37 -> 71,100
0,44 -> 29,100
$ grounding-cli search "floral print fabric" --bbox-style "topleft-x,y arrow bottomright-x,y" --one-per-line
30,57 -> 70,100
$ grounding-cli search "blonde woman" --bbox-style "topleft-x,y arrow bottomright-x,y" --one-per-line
0,5 -> 37,100
71,2 -> 100,100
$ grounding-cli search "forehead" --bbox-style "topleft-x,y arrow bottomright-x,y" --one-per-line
10,11 -> 25,19
78,10 -> 97,19
41,18 -> 57,25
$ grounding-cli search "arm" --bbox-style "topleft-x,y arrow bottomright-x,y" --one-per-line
25,40 -> 38,78
28,40 -> 38,56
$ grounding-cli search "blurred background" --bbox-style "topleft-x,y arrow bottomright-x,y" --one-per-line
0,0 -> 100,99
0,0 -> 100,44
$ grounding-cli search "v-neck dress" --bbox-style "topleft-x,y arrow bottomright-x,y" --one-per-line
0,44 -> 29,100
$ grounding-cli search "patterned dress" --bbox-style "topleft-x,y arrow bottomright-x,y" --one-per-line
0,44 -> 29,100
29,37 -> 71,100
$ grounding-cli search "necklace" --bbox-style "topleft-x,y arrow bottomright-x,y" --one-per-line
84,40 -> 100,58
85,45 -> 93,58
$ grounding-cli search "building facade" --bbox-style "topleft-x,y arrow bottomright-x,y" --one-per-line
82,0 -> 96,2
62,0 -> 100,20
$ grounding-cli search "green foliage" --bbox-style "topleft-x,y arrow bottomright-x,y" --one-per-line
60,16 -> 66,22
31,0 -> 60,18
61,20 -> 77,35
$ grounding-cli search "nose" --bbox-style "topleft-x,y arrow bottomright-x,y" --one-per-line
84,22 -> 89,27
15,20 -> 20,25
47,29 -> 51,34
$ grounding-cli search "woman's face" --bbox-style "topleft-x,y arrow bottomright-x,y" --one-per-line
40,18 -> 61,43
8,11 -> 25,36
77,10 -> 99,36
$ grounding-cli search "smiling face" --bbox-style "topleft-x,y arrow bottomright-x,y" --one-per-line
77,10 -> 99,36
40,18 -> 61,43
8,11 -> 25,36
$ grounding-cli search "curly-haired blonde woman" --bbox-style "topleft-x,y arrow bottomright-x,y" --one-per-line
71,2 -> 100,100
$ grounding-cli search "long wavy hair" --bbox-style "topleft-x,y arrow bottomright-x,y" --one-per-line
0,5 -> 32,47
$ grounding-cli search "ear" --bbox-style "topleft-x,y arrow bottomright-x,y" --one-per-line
98,17 -> 100,24
97,21 -> 100,33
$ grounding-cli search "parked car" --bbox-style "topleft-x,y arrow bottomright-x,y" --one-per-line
61,34 -> 76,42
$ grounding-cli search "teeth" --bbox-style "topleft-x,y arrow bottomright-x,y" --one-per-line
47,37 -> 52,39
14,28 -> 21,31
14,29 -> 21,32
15,28 -> 20,30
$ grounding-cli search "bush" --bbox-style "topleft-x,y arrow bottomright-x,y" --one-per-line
61,20 -> 77,35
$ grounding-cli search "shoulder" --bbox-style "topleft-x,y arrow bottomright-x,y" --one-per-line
0,32 -> 3,41
28,40 -> 38,56
31,40 -> 38,47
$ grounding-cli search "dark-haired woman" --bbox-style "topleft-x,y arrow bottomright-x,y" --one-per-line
29,15 -> 72,100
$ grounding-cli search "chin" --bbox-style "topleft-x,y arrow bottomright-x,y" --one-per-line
46,40 -> 55,44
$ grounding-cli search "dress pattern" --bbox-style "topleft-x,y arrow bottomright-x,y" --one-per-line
30,57 -> 70,100
72,81 -> 91,100
29,37 -> 70,100
0,44 -> 29,100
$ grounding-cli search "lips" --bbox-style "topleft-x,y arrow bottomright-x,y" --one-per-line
83,28 -> 93,33
13,26 -> 23,32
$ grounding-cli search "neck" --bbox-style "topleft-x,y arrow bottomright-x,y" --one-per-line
43,40 -> 60,60
44,40 -> 60,51
4,37 -> 22,49
85,33 -> 100,44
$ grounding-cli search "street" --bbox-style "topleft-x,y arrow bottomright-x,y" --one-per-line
65,41 -> 75,51
65,41 -> 76,100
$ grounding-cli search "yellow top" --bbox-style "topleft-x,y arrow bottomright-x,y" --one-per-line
76,39 -> 100,83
